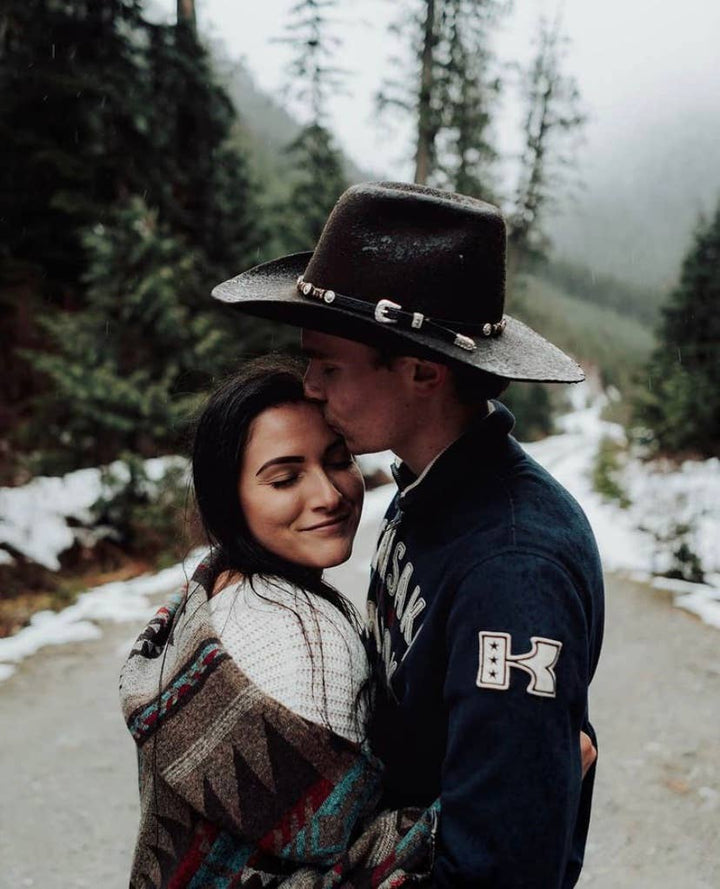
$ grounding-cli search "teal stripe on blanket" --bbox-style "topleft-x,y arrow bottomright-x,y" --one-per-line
187,832 -> 253,889
396,799 -> 441,855
285,756 -> 380,863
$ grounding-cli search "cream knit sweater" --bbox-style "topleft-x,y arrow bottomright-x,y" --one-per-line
208,576 -> 368,743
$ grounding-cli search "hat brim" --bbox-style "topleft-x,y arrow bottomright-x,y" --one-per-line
212,253 -> 584,383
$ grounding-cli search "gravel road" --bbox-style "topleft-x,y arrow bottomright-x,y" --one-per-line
1,559 -> 718,888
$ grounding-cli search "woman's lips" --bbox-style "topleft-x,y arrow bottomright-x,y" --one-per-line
301,513 -> 352,533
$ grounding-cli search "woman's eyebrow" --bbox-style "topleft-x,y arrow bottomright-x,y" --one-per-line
255,455 -> 304,476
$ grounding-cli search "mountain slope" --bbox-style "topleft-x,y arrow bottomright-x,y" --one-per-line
548,104 -> 720,291
510,275 -> 655,390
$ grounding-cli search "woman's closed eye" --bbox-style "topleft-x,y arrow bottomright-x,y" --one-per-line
268,473 -> 300,489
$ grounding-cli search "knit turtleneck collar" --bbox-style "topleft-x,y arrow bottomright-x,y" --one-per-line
390,401 -> 516,512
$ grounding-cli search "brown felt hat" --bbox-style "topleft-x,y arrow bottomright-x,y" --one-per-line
212,182 -> 584,383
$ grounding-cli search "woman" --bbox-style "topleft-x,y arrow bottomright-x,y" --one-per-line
119,358 -> 436,889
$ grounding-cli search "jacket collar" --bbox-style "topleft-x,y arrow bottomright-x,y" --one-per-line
391,400 -> 516,512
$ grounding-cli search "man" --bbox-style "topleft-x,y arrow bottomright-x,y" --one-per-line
212,182 -> 604,887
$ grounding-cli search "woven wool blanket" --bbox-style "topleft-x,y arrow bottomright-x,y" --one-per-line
119,555 -> 437,888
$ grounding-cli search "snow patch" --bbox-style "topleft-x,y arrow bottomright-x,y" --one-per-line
356,451 -> 395,479
0,551 -> 204,679
526,385 -> 720,629
648,575 -> 720,629
0,456 -> 187,570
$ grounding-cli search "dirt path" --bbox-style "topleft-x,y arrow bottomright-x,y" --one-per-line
1,565 -> 718,888
577,577 -> 720,889
0,620 -> 141,888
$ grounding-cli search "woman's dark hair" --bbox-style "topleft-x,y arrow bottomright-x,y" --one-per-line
191,355 -> 368,737
192,355 -> 355,618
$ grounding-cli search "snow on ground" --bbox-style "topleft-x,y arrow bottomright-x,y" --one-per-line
0,456 -> 187,570
525,388 -> 720,630
0,466 -> 105,570
1,389 -> 718,682
0,552 -> 205,681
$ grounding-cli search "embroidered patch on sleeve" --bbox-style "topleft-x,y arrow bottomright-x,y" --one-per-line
476,631 -> 562,698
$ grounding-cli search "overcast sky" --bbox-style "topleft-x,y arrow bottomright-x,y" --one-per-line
153,0 -> 720,179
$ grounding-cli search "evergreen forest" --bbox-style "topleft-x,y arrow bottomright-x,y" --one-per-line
2,0 -> 717,487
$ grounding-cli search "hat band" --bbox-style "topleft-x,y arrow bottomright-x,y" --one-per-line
296,277 -> 506,352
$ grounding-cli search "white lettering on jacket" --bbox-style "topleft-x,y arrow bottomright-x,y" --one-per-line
370,522 -> 427,684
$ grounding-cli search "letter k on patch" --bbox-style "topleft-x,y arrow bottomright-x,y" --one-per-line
476,631 -> 562,698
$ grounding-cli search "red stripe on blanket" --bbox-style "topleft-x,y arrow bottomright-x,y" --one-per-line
168,820 -> 219,889
371,852 -> 404,887
255,776 -> 335,856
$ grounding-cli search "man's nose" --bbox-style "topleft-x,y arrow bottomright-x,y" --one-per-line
303,362 -> 325,402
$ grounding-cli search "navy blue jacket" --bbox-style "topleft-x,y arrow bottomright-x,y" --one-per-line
366,403 -> 604,888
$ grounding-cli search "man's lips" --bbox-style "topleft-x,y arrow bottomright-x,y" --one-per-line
321,414 -> 344,436
300,513 -> 352,532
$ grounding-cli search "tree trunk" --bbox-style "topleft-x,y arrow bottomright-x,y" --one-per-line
414,0 -> 436,185
177,0 -> 196,34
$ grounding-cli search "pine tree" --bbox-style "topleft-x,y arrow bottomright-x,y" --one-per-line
283,124 -> 348,250
634,203 -> 720,457
1,0 -> 151,438
377,0 -> 506,192
414,0 -> 439,185
137,11 -> 273,385
1,0 -> 266,450
0,0 -> 147,295
273,0 -> 348,251
501,383 -> 554,441
0,0 -> 261,287
434,0 -> 503,197
143,17 -> 264,277
24,199 -> 223,469
508,15 -> 585,271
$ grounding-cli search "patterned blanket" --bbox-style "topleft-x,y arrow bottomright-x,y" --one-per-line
119,556 -> 437,888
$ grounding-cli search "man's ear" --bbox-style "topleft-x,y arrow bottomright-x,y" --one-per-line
410,359 -> 449,394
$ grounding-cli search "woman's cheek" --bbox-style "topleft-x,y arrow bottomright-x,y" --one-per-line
338,466 -> 364,506
245,488 -> 298,538
269,490 -> 301,527
349,468 -> 365,512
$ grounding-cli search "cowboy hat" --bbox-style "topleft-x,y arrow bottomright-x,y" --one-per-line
211,182 -> 583,383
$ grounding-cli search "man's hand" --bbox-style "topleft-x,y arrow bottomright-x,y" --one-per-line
580,730 -> 597,778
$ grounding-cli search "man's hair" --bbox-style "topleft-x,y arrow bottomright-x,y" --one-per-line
372,345 -> 509,406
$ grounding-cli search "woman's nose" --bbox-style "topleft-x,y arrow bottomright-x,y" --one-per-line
308,470 -> 343,510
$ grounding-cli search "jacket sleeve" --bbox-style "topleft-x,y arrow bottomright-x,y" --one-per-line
432,551 -> 592,888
